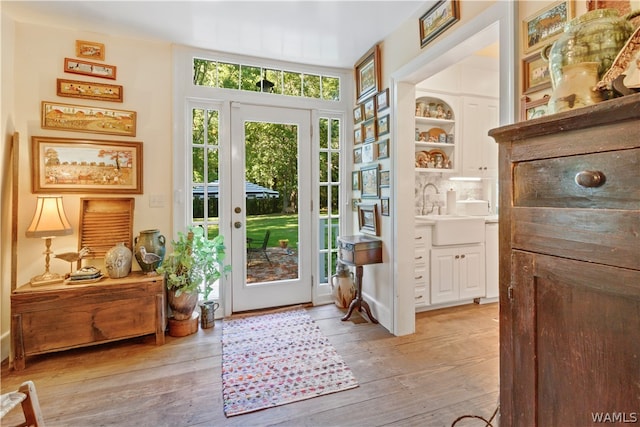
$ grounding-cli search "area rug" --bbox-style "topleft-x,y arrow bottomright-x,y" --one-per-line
221,309 -> 359,417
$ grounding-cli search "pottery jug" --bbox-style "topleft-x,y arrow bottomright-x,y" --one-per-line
547,62 -> 603,114
199,301 -> 220,329
331,262 -> 355,309
134,229 -> 166,273
542,9 -> 634,91
104,242 -> 132,279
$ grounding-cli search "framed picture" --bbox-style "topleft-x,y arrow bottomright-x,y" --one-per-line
377,114 -> 390,137
352,170 -> 361,191
419,0 -> 460,48
64,57 -> 117,80
353,147 -> 362,164
42,101 -> 137,137
522,52 -> 552,94
31,136 -> 143,194
360,164 -> 379,199
362,142 -> 376,163
75,40 -> 105,61
354,126 -> 363,145
57,78 -> 123,103
363,96 -> 376,120
523,1 -> 574,54
377,139 -> 389,159
376,88 -> 389,112
379,170 -> 390,187
358,203 -> 379,236
353,105 -> 363,124
381,197 -> 390,216
520,95 -> 550,121
363,118 -> 377,143
355,44 -> 381,103
352,198 -> 361,212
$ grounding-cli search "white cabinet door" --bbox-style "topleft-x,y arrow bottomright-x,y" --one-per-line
461,96 -> 499,178
458,244 -> 486,299
431,247 -> 458,304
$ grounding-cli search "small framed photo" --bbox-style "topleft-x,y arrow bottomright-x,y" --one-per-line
377,114 -> 390,137
42,101 -> 136,137
520,95 -> 551,121
379,170 -> 390,187
523,0 -> 574,54
522,52 -> 552,94
352,170 -> 361,191
31,136 -> 143,194
353,147 -> 362,164
420,0 -> 460,48
377,139 -> 389,159
355,44 -> 381,103
75,40 -> 105,61
358,203 -> 379,236
362,142 -> 376,163
354,126 -> 363,145
363,96 -> 376,120
376,88 -> 389,112
64,57 -> 117,80
363,118 -> 377,143
353,105 -> 363,124
352,198 -> 361,212
360,164 -> 379,199
57,78 -> 123,103
381,197 -> 390,216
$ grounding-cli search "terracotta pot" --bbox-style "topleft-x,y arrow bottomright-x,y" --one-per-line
168,289 -> 198,320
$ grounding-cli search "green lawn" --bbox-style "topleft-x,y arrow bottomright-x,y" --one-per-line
205,214 -> 299,249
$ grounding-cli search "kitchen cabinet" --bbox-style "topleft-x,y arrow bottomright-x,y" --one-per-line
414,93 -> 458,173
460,96 -> 499,178
414,224 -> 431,308
430,244 -> 485,305
490,93 -> 640,426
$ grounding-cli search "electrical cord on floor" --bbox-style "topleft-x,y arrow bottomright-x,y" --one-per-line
451,404 -> 499,427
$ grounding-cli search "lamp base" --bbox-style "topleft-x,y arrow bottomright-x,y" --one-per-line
30,271 -> 64,287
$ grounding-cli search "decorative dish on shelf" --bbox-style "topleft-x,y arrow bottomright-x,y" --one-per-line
65,274 -> 105,285
415,149 -> 451,169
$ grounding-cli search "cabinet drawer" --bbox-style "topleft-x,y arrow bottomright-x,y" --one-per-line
513,148 -> 639,209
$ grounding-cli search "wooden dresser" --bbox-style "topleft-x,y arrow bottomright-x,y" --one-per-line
11,272 -> 166,370
490,93 -> 640,426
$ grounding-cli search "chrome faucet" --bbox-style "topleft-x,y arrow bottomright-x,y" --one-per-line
422,183 -> 440,215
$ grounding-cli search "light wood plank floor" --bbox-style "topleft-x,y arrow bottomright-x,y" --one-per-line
1,303 -> 499,427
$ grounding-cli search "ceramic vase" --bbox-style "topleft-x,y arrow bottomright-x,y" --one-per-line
331,263 -> 355,309
134,229 -> 166,273
547,62 -> 603,114
104,242 -> 133,279
168,289 -> 198,320
543,9 -> 634,91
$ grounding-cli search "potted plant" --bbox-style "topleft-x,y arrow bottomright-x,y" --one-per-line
278,239 -> 289,249
157,226 -> 230,325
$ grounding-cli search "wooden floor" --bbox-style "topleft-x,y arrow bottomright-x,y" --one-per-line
1,303 -> 499,427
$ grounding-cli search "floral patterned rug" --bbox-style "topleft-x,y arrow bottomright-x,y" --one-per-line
221,309 -> 359,417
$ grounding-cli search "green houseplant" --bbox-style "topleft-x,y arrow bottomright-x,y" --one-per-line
157,226 -> 230,322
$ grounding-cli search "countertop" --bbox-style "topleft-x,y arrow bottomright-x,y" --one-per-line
415,214 -> 499,225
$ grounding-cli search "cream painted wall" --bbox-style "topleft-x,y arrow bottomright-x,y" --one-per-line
0,18 -> 173,362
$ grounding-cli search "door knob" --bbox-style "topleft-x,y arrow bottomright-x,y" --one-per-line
234,221 -> 242,229
234,207 -> 242,213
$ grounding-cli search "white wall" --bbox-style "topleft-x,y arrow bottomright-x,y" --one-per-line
0,17 -> 173,361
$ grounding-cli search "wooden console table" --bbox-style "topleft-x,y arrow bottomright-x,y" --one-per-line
337,235 -> 382,323
11,272 -> 166,370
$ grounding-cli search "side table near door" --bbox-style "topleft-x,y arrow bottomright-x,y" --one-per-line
337,235 -> 382,323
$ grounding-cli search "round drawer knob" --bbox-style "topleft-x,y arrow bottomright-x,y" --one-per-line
575,170 -> 606,188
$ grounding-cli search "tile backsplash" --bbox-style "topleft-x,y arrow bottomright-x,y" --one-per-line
414,175 -> 496,216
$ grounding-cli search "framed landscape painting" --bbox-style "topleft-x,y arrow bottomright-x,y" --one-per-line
42,101 -> 137,137
523,0 -> 574,53
31,136 -> 143,194
355,44 -> 381,103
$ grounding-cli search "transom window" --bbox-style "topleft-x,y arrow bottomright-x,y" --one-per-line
193,58 -> 340,100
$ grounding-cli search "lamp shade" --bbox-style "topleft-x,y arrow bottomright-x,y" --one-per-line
26,196 -> 73,238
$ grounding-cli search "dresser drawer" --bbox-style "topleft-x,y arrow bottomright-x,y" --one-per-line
513,148 -> 639,210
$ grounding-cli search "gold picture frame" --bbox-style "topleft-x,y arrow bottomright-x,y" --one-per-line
31,136 -> 143,194
360,164 -> 379,199
56,78 -> 123,102
522,0 -> 575,54
520,95 -> 550,121
64,57 -> 117,80
419,0 -> 460,48
42,101 -> 136,137
355,44 -> 381,103
75,40 -> 105,61
522,52 -> 552,94
358,203 -> 379,236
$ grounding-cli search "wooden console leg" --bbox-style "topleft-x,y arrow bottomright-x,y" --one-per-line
341,266 -> 378,323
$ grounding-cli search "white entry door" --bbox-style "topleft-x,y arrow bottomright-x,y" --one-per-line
230,103 -> 312,312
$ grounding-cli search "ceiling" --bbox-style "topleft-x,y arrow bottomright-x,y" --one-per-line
2,0 -> 429,69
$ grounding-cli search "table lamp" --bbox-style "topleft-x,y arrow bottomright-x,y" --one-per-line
26,195 -> 73,286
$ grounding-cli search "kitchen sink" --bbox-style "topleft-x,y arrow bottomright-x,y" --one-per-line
416,215 -> 485,245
